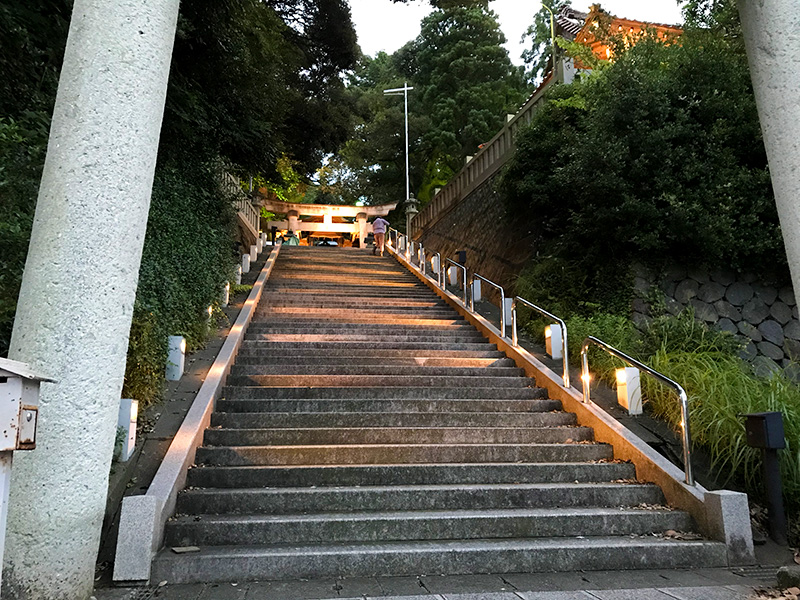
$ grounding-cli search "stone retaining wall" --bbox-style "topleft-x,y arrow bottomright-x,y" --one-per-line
633,266 -> 798,370
416,172 -> 534,295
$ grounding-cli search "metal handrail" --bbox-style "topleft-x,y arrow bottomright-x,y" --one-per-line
469,274 -> 506,338
580,336 -> 694,486
444,258 -> 468,306
512,297 -> 569,388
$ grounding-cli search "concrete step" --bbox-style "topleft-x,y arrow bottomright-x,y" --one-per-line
232,356 -> 516,367
185,462 -> 638,489
262,285 -> 435,294
245,325 -> 478,336
194,442 -> 613,466
235,348 -> 507,359
247,320 -> 469,329
220,386 -> 550,400
255,312 -> 460,321
165,507 -> 693,547
202,426 -> 594,446
150,536 -> 728,583
209,411 -> 575,429
224,374 -> 533,388
177,482 -> 662,515
238,341 -> 498,351
262,288 -> 437,298
257,300 -> 448,309
215,398 -> 561,414
227,365 -> 525,378
265,279 -> 425,288
242,333 -> 488,343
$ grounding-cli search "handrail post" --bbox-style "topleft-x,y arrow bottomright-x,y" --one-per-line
499,287 -> 505,338
472,274 -> 506,338
580,342 -> 591,404
581,336 -> 694,486
511,299 -> 518,346
469,275 -> 474,312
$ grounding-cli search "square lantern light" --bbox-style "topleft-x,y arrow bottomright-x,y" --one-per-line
615,367 -> 643,415
544,324 -> 563,360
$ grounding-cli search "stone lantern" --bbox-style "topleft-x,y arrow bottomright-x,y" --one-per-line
405,193 -> 418,237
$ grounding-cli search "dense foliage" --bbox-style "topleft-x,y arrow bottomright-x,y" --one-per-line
0,1 -> 358,405
503,16 -> 780,311
0,1 -> 71,355
510,0 -> 798,536
521,0 -> 572,83
545,309 -> 800,521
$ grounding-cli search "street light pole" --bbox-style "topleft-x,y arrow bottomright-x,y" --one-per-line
383,82 -> 414,207
541,3 -> 557,77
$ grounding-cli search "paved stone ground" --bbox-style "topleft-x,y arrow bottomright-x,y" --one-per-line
93,568 -> 774,599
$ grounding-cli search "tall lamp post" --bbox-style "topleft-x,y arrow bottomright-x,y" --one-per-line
384,82 -> 414,229
541,2 -> 558,78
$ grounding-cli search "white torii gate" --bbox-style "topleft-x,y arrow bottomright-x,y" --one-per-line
261,199 -> 396,247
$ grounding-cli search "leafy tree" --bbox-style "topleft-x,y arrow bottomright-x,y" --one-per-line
503,24 -> 780,309
328,52 -> 428,207
405,5 -> 528,176
161,0 -> 358,176
328,4 -> 528,212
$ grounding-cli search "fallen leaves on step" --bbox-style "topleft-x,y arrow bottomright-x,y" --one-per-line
662,529 -> 703,541
753,586 -> 800,599
633,502 -> 671,511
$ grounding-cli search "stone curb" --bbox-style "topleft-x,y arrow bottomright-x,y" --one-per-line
111,245 -> 281,582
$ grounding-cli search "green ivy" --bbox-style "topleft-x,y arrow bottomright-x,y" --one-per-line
121,158 -> 237,407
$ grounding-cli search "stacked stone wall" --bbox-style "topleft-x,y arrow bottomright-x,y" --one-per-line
633,266 -> 799,369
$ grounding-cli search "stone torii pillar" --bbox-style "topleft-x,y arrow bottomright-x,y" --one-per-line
357,212 -> 368,247
737,0 -> 800,297
3,1 -> 180,598
287,209 -> 300,233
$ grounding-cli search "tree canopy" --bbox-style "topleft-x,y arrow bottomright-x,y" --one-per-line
502,5 -> 780,313
521,0 -> 572,83
0,0 -> 359,366
328,4 -> 529,210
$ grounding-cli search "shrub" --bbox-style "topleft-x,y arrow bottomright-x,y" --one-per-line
565,308 -> 800,516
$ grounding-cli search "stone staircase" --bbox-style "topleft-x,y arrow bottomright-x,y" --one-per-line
151,246 -> 727,583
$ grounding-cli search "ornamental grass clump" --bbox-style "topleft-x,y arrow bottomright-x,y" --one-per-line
554,309 -> 799,513
646,351 -> 800,509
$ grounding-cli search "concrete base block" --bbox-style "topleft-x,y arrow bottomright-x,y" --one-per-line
113,494 -> 163,581
704,490 -> 755,565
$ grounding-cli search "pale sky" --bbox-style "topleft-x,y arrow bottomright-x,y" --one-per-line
349,0 -> 686,66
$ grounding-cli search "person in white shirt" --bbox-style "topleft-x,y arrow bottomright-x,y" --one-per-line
372,217 -> 389,257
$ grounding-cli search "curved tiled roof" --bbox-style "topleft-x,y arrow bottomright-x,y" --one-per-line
557,6 -> 589,37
